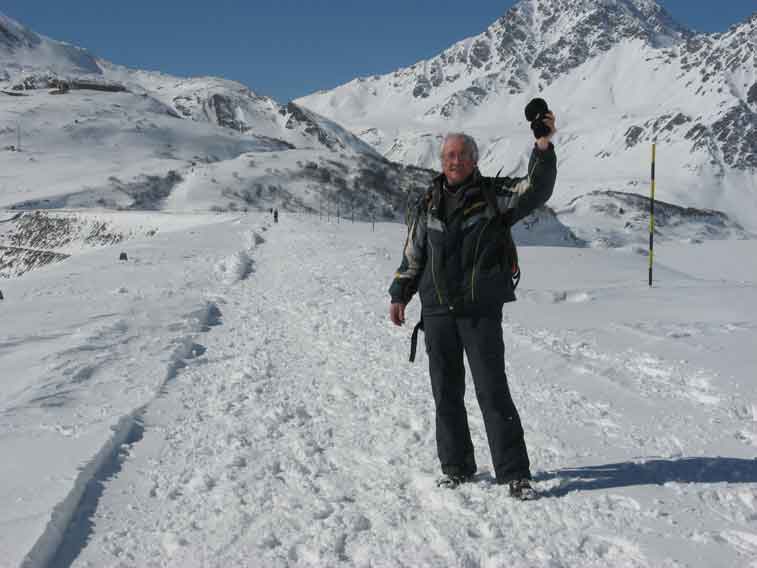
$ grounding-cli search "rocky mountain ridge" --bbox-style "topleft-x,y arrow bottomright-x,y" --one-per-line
0,4 -> 752,283
297,0 -> 757,229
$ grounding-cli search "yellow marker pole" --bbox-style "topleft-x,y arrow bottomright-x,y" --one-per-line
649,143 -> 656,286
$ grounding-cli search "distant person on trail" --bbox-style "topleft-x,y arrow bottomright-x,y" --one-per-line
388,112 -> 557,499
273,208 -> 279,223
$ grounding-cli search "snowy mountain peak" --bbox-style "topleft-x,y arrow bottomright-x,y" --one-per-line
476,0 -> 690,88
300,0 -> 691,123
0,11 -> 101,79
296,1 -> 757,229
497,0 -> 688,45
719,11 -> 757,59
0,12 -> 41,51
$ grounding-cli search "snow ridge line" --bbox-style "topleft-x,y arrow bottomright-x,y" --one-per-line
214,229 -> 265,285
19,409 -> 145,568
21,305 -> 223,568
22,223 -> 268,568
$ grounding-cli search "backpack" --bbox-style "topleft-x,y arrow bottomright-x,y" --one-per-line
480,175 -> 521,291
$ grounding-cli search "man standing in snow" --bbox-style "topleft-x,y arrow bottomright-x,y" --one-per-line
388,114 -> 556,499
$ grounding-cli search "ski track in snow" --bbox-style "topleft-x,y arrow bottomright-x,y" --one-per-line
2,214 -> 755,567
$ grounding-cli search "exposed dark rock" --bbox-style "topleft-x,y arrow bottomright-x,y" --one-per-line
173,96 -> 194,117
436,85 -> 489,118
748,83 -> 757,106
412,76 -> 431,99
429,65 -> 444,88
709,102 -> 757,169
5,211 -> 124,249
0,15 -> 41,51
12,74 -> 56,90
0,246 -> 70,278
684,123 -> 708,141
469,39 -> 491,68
11,75 -> 126,93
664,113 -> 692,130
208,94 -> 247,131
625,126 -> 645,148
282,102 -> 370,153
108,170 -> 184,210
0,209 -> 144,277
68,80 -> 126,93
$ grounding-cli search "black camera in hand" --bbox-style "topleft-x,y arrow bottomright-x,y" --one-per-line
525,98 -> 551,139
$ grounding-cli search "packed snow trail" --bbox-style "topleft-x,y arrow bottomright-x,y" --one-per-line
0,212 -> 262,568
52,214 -> 757,567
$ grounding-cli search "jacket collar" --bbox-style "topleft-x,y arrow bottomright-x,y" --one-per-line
431,168 -> 483,215
433,168 -> 482,193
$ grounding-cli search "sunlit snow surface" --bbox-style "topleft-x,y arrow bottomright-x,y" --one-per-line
296,4 -> 757,231
1,212 -> 756,567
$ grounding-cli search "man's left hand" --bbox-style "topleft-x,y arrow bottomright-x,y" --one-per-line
536,111 -> 556,151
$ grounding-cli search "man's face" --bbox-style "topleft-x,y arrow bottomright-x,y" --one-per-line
441,137 -> 476,186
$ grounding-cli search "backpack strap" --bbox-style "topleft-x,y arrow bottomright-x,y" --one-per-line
507,231 -> 521,290
406,185 -> 434,364
409,317 -> 424,363
480,168 -> 503,218
481,170 -> 521,290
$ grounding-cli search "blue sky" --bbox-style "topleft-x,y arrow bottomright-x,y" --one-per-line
2,1 -> 754,103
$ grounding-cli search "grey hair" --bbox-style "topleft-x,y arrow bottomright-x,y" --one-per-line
440,132 -> 479,163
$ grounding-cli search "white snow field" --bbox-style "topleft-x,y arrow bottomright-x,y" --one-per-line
1,212 -> 756,567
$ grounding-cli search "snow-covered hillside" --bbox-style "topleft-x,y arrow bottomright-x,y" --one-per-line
296,0 -> 757,229
2,7 -> 752,248
555,190 -> 752,249
1,213 -> 756,567
0,78 -> 396,215
0,12 -> 100,79
0,12 -> 378,157
1,12 -> 412,222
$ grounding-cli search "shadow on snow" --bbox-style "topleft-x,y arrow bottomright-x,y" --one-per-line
536,457 -> 757,497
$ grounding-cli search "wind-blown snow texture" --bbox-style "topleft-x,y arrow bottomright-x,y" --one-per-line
1,212 -> 757,567
297,0 -> 757,230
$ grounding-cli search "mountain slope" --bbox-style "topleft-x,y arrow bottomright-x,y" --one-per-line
1,8 -> 750,247
296,0 -> 757,229
0,12 -> 411,220
0,12 -> 101,79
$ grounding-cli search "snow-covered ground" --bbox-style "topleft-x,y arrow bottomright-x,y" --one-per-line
1,212 -> 756,567
2,5 -> 755,566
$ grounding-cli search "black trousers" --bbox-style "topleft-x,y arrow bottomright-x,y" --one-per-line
424,314 -> 530,483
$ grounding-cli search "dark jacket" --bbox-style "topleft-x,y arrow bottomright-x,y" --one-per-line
389,143 -> 557,317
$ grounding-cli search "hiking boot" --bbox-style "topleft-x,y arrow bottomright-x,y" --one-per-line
436,473 -> 472,489
508,478 -> 538,500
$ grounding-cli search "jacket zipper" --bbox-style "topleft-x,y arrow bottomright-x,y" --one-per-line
428,239 -> 443,304
471,217 -> 493,302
